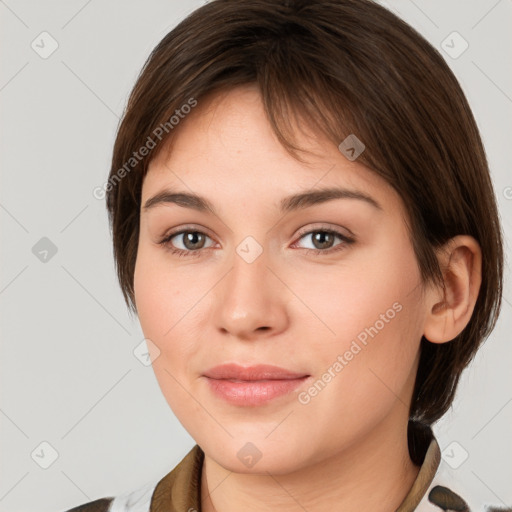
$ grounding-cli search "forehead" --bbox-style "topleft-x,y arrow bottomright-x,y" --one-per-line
142,86 -> 399,216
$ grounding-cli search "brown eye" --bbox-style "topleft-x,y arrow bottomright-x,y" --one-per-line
158,229 -> 216,257
295,228 -> 354,255
179,231 -> 208,250
309,231 -> 337,250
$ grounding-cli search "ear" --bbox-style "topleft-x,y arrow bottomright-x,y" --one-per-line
423,235 -> 482,344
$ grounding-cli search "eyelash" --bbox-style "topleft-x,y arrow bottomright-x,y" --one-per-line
158,225 -> 355,258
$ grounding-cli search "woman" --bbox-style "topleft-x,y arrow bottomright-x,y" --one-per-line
66,0 -> 505,510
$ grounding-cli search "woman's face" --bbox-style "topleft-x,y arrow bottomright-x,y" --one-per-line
134,86 -> 428,473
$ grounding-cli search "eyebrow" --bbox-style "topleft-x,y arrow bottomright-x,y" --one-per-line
142,186 -> 382,214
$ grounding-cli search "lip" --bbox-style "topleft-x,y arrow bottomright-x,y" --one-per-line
202,364 -> 311,406
203,363 -> 309,380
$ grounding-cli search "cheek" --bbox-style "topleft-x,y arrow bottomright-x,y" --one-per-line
134,245 -> 206,372
134,248 -> 183,372
134,252 -> 200,414
293,289 -> 422,445
294,238 -> 423,402
134,244 -> 191,339
293,236 -> 422,352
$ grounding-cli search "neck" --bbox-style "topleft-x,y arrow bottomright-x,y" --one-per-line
200,414 -> 420,512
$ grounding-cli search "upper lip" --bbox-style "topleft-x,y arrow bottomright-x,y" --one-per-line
203,364 -> 309,381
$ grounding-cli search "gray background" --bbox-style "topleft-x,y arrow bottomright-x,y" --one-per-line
0,1 -> 511,510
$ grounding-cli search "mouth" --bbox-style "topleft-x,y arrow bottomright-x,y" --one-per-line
202,363 -> 311,406
202,363 -> 309,380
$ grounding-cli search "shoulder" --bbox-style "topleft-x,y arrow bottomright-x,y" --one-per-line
63,497 -> 114,512
61,445 -> 203,512
148,444 -> 204,510
403,425 -> 511,512
62,479 -> 157,512
416,441 -> 511,512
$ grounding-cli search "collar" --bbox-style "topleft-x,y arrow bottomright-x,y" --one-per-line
148,429 -> 442,512
150,444 -> 204,512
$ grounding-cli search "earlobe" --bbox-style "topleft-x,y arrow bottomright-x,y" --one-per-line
423,236 -> 482,344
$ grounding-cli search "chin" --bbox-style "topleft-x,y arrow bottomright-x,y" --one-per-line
201,435 -> 314,475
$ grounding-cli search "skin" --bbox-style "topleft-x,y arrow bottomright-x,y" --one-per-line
133,85 -> 482,512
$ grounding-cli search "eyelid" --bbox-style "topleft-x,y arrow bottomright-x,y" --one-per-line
158,222 -> 356,257
294,222 -> 355,240
159,223 -> 216,242
159,222 -> 353,244
290,224 -> 355,255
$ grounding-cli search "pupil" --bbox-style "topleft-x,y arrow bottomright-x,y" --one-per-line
185,232 -> 203,249
314,232 -> 333,249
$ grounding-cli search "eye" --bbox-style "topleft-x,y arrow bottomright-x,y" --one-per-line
157,225 -> 355,258
158,228 -> 215,257
293,226 -> 355,255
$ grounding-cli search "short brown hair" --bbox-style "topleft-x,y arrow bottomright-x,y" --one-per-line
106,0 -> 503,430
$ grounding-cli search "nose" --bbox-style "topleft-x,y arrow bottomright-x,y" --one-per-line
213,245 -> 289,341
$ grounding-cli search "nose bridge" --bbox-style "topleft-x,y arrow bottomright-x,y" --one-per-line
226,237 -> 272,306
214,234 -> 287,337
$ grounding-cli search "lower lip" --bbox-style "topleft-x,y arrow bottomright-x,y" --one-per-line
204,376 -> 310,406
